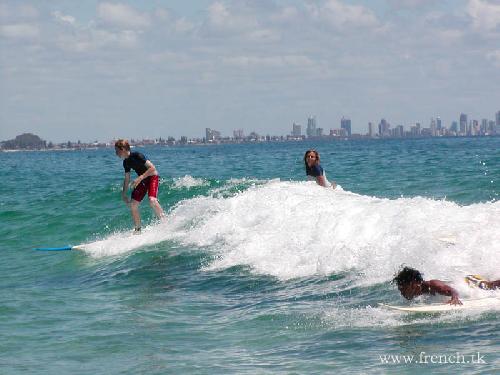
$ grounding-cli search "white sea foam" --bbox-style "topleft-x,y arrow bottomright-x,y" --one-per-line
81,180 -> 500,294
172,175 -> 208,189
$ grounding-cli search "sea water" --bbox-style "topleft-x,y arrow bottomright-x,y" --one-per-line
1,137 -> 499,374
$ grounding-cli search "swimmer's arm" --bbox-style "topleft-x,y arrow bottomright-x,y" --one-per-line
316,175 -> 337,189
428,280 -> 462,305
316,175 -> 327,187
132,160 -> 158,188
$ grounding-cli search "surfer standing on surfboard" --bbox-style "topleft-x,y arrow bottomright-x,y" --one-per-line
393,267 -> 500,306
115,139 -> 165,233
304,150 -> 337,189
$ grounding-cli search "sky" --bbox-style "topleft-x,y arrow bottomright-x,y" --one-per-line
1,0 -> 499,142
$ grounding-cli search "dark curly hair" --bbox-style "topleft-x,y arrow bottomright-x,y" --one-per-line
392,266 -> 423,288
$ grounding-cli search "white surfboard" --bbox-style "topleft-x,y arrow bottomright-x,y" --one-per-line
379,297 -> 500,313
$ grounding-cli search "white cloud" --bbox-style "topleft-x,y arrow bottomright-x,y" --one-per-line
246,28 -> 281,42
387,0 -> 439,9
222,55 -> 315,69
270,6 -> 299,23
0,23 -> 39,39
467,0 -> 500,33
307,0 -> 379,30
97,2 -> 151,29
53,11 -> 76,26
56,28 -> 139,52
486,50 -> 500,67
206,1 -> 258,33
175,18 -> 195,34
0,4 -> 38,19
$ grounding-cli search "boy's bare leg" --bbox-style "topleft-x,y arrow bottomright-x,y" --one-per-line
149,197 -> 165,219
130,199 -> 141,229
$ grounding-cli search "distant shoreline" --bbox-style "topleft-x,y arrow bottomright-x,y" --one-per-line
1,134 -> 499,153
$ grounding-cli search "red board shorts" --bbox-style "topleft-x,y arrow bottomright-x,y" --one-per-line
131,175 -> 160,202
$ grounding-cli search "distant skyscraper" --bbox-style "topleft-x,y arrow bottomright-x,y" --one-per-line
205,128 -> 220,142
340,117 -> 352,137
459,113 -> 467,134
481,119 -> 488,134
306,116 -> 316,138
436,116 -> 442,130
496,111 -> 500,126
368,122 -> 374,137
430,118 -> 437,136
292,123 -> 301,137
378,119 -> 390,137
233,129 -> 244,139
450,121 -> 458,133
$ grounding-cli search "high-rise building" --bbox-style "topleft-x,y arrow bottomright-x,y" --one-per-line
378,119 -> 390,137
292,123 -> 301,137
450,121 -> 458,133
306,116 -> 316,138
394,125 -> 404,138
368,122 -> 374,137
436,116 -> 442,130
233,129 -> 244,139
205,128 -> 220,142
459,113 -> 467,134
496,111 -> 500,126
472,120 -> 479,136
340,117 -> 352,137
430,118 -> 437,136
481,119 -> 488,134
488,120 -> 496,134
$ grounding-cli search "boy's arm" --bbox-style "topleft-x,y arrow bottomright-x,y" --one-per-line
131,160 -> 158,189
316,175 -> 327,187
122,172 -> 131,204
428,280 -> 462,305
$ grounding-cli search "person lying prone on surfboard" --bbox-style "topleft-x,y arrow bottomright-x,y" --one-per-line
392,266 -> 463,305
392,267 -> 500,306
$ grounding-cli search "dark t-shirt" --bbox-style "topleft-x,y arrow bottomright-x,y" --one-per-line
306,164 -> 324,177
123,152 -> 149,176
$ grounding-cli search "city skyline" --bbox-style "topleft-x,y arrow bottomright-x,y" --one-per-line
3,108 -> 498,150
1,1 -> 500,142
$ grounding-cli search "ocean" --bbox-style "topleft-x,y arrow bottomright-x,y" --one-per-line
1,137 -> 499,374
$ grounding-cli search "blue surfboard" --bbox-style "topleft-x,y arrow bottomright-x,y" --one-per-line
34,245 -> 85,251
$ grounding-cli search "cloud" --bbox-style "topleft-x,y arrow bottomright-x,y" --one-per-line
467,0 -> 500,33
307,0 -> 379,30
55,27 -> 139,52
174,17 -> 195,34
53,11 -> 76,26
0,3 -> 38,20
97,2 -> 151,29
222,54 -> 315,69
205,1 -> 258,34
387,0 -> 439,9
0,23 -> 39,39
486,50 -> 500,67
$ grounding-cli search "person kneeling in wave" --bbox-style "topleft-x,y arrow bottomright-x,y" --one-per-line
304,149 -> 337,189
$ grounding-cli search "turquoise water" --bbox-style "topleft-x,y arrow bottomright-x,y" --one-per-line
1,138 -> 499,374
